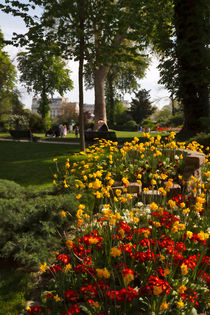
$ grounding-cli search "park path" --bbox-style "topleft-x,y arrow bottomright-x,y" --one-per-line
0,137 -> 79,145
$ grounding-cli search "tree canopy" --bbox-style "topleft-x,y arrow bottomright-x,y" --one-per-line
0,29 -> 25,128
0,29 -> 17,104
129,89 -> 156,125
0,0 -> 174,125
17,40 -> 73,119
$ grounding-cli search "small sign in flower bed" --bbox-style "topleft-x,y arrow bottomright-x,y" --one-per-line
21,133 -> 210,315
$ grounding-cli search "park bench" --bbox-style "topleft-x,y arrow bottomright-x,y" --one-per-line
9,130 -> 40,142
85,131 -> 117,143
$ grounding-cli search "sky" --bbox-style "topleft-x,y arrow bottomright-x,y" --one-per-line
0,7 -> 170,110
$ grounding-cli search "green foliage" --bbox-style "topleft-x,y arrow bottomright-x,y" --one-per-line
0,29 -> 16,97
0,29 -> 21,129
129,89 -> 156,125
103,53 -> 149,127
166,112 -> 184,127
17,41 -> 73,119
153,104 -> 184,127
0,179 -> 25,199
0,0 -> 175,126
28,112 -> 44,132
121,120 -> 138,131
0,180 -> 80,266
115,110 -> 133,130
142,119 -> 156,129
7,114 -> 29,130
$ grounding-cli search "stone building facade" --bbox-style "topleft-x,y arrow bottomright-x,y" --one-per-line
31,97 -> 79,119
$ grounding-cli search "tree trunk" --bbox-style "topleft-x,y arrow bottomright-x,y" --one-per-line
78,0 -> 85,151
94,65 -> 110,129
106,72 -> 115,128
174,0 -> 209,138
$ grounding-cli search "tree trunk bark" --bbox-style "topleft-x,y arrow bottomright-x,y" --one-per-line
106,72 -> 115,128
78,0 -> 85,151
94,65 -> 110,129
174,0 -> 209,138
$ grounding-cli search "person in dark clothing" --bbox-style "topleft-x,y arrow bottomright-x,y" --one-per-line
97,120 -> 109,132
75,126 -> 79,138
52,125 -> 60,137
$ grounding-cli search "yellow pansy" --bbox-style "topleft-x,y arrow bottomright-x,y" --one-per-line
177,300 -> 184,309
181,263 -> 188,276
160,301 -> 168,311
153,286 -> 163,295
40,262 -> 47,272
111,247 -> 122,257
178,285 -> 187,294
54,294 -> 61,302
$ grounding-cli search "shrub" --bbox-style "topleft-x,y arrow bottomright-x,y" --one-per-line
142,119 -> 156,129
0,179 -> 25,199
0,182 -> 80,267
7,114 -> 29,130
167,112 -> 184,127
28,113 -> 44,132
115,111 -> 133,130
121,120 -> 138,131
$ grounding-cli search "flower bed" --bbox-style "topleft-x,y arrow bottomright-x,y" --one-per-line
155,127 -> 182,133
21,133 -> 210,315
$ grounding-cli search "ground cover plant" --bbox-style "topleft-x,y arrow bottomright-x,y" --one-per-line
0,179 -> 82,266
21,133 -> 209,315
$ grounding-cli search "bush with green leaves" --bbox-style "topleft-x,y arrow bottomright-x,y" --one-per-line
0,180 -> 80,267
121,119 -> 138,131
7,114 -> 29,130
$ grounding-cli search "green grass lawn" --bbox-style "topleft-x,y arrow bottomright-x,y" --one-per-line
0,130 -> 167,140
0,141 -> 80,188
0,131 -> 78,139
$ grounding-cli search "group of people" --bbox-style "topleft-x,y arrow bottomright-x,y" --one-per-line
45,124 -> 68,138
86,120 -> 108,132
59,124 -> 68,137
45,120 -> 109,138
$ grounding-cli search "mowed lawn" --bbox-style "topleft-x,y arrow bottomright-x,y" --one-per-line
0,141 -> 80,188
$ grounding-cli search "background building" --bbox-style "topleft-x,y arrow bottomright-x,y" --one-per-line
32,97 -> 79,119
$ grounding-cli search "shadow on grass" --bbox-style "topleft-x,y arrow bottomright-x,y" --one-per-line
0,259 -> 32,315
0,142 -> 80,187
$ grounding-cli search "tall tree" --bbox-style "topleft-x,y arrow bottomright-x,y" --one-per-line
174,0 -> 210,136
156,0 -> 210,137
0,28 -> 20,126
0,29 -> 17,107
129,89 -> 156,125
77,0 -> 86,150
105,55 -> 149,127
17,40 -> 73,119
1,0 -> 172,124
85,52 -> 149,127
